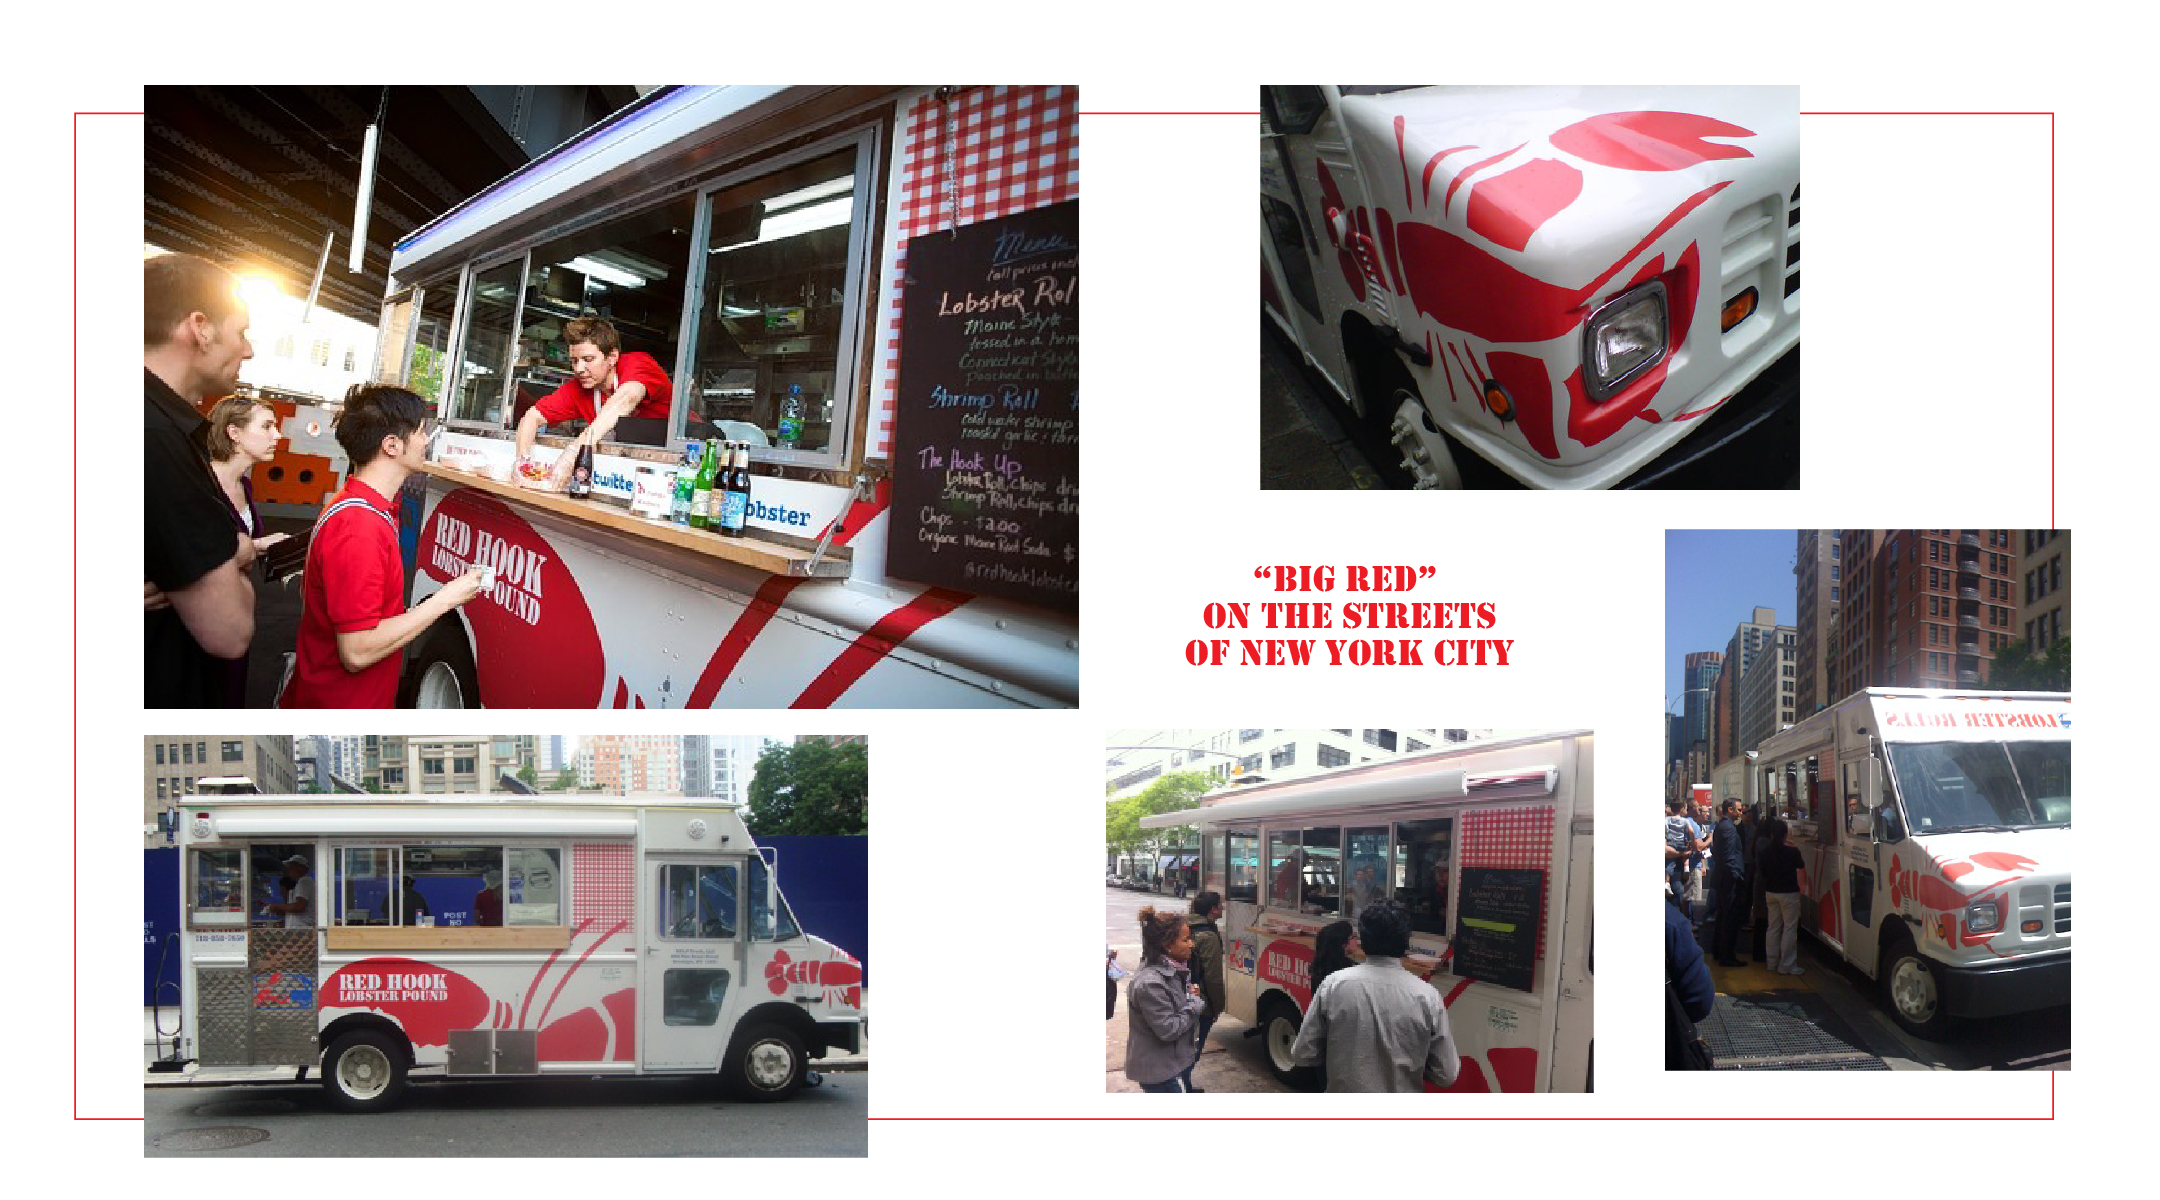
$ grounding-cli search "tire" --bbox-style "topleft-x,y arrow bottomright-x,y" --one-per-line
1880,935 -> 1952,1040
401,617 -> 479,709
321,1029 -> 409,1113
725,1022 -> 807,1102
1258,996 -> 1306,1088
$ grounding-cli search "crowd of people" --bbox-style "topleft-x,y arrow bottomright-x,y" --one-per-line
1664,793 -> 1815,1068
144,253 -> 486,708
1116,891 -> 1459,1093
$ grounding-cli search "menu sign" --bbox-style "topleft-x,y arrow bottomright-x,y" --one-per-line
889,200 -> 1078,611
1451,867 -> 1544,992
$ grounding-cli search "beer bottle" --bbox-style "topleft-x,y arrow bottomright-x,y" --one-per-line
689,438 -> 721,530
567,441 -> 595,499
719,442 -> 752,537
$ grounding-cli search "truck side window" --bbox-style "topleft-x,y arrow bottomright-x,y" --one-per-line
1344,826 -> 1389,917
1393,818 -> 1453,935
1263,86 -> 1327,135
746,854 -> 800,941
660,864 -> 739,940
189,848 -> 245,927
1227,832 -> 1259,903
1302,826 -> 1342,915
1266,829 -> 1302,911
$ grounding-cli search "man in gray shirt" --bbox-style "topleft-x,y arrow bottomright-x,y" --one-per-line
1290,901 -> 1459,1092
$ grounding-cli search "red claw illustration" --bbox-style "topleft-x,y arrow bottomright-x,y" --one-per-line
765,949 -> 865,1007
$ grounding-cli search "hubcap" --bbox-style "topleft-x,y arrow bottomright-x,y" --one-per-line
747,1040 -> 794,1089
1891,957 -> 1937,1023
1267,1016 -> 1298,1072
414,662 -> 464,709
339,1045 -> 391,1099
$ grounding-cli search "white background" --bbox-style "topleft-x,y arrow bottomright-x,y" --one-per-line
32,0 -> 2141,1180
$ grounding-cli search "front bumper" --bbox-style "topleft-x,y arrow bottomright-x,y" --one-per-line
1938,951 -> 2071,1020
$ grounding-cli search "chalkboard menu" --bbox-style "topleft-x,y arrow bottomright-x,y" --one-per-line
1451,867 -> 1545,992
888,200 -> 1078,611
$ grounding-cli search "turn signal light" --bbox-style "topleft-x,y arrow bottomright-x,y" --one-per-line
1720,287 -> 1758,332
2021,919 -> 2044,934
1482,380 -> 1515,422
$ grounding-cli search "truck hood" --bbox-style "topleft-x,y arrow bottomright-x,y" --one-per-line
1337,84 -> 1798,282
1891,826 -> 2068,963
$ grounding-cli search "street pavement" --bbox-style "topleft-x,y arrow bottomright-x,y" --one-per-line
144,1070 -> 867,1156
1105,885 -> 1291,1093
1693,911 -> 2068,1071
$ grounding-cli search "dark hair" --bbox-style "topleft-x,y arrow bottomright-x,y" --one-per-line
1189,889 -> 1222,918
1356,901 -> 1413,958
1311,919 -> 1357,994
144,253 -> 241,346
1666,798 -> 1684,815
336,383 -> 430,466
563,316 -> 621,355
1764,819 -> 1790,849
1138,906 -> 1189,966
1720,799 -> 1743,818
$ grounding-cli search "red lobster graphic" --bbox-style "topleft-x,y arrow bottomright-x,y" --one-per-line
1889,852 -> 2041,953
765,949 -> 863,1008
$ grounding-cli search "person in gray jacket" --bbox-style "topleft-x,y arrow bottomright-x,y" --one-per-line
1124,906 -> 1206,1092
1290,901 -> 1460,1092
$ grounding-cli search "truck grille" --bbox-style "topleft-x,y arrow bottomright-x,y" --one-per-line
2054,881 -> 2070,934
1783,185 -> 1800,298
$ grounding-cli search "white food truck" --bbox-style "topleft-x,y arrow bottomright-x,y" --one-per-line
1141,731 -> 1593,1091
1261,86 -> 1798,488
370,84 -> 1078,707
1753,689 -> 2070,1036
163,795 -> 863,1111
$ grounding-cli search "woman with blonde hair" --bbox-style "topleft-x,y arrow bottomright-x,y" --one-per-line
201,394 -> 290,704
1124,905 -> 1205,1092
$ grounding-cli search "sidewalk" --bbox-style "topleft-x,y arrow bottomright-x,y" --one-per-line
145,990 -> 869,1080
1259,322 -> 1385,490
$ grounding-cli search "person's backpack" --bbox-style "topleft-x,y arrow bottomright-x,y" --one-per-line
1665,977 -> 1716,1070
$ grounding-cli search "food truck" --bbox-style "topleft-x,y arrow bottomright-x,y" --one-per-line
164,794 -> 863,1111
1754,689 -> 2070,1036
1140,731 -> 1593,1091
1260,86 -> 1798,488
371,85 -> 1078,707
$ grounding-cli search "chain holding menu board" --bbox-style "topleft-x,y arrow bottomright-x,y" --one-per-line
1451,867 -> 1545,993
888,200 -> 1078,611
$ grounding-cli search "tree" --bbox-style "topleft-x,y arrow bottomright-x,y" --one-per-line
746,739 -> 867,836
1105,771 -> 1214,873
517,763 -> 539,787
1988,637 -> 2071,691
548,768 -> 577,792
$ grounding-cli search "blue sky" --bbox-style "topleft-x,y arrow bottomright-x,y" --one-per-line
1663,530 -> 1803,715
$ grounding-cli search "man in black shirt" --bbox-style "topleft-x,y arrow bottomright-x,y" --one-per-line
1709,800 -> 1750,966
144,254 -> 259,707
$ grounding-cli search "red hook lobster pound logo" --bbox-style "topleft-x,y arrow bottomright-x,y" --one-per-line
765,949 -> 864,1008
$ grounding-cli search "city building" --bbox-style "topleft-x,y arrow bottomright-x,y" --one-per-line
2019,530 -> 2071,653
143,735 -> 296,843
293,736 -> 328,791
1838,530 -> 2020,692
1680,651 -> 1721,784
583,735 -> 683,794
1737,624 -> 1798,755
1793,528 -> 1841,717
1106,728 -> 1496,800
1719,608 -> 1785,761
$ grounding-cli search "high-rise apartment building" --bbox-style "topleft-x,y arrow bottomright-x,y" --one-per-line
1793,529 -> 1841,717
1837,530 -> 2020,692
2019,530 -> 2070,653
584,735 -> 684,794
1106,728 -> 1482,799
1737,624 -> 1798,754
143,735 -> 296,843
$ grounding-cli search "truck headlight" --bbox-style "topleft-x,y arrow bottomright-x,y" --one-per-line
1582,279 -> 1669,402
1965,901 -> 2001,935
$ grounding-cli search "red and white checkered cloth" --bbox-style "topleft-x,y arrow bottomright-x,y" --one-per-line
572,842 -> 634,931
872,85 -> 1078,459
1459,805 -> 1556,958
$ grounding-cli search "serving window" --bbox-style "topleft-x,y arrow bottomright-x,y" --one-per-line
1226,831 -> 1259,904
326,843 -> 564,928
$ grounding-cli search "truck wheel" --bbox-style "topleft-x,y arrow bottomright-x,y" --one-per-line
402,618 -> 478,709
321,1029 -> 408,1113
1880,937 -> 1951,1040
726,1023 -> 807,1101
1258,996 -> 1306,1087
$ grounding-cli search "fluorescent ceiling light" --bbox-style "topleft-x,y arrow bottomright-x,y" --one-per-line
709,196 -> 854,253
565,255 -> 646,289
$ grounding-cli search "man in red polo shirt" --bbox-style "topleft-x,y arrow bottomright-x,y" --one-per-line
514,316 -> 674,488
281,385 -> 485,708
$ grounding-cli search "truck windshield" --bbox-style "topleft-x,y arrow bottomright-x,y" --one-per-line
1885,741 -> 2071,831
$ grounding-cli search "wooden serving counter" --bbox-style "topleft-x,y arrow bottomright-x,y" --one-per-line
325,926 -> 574,952
419,461 -> 851,579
